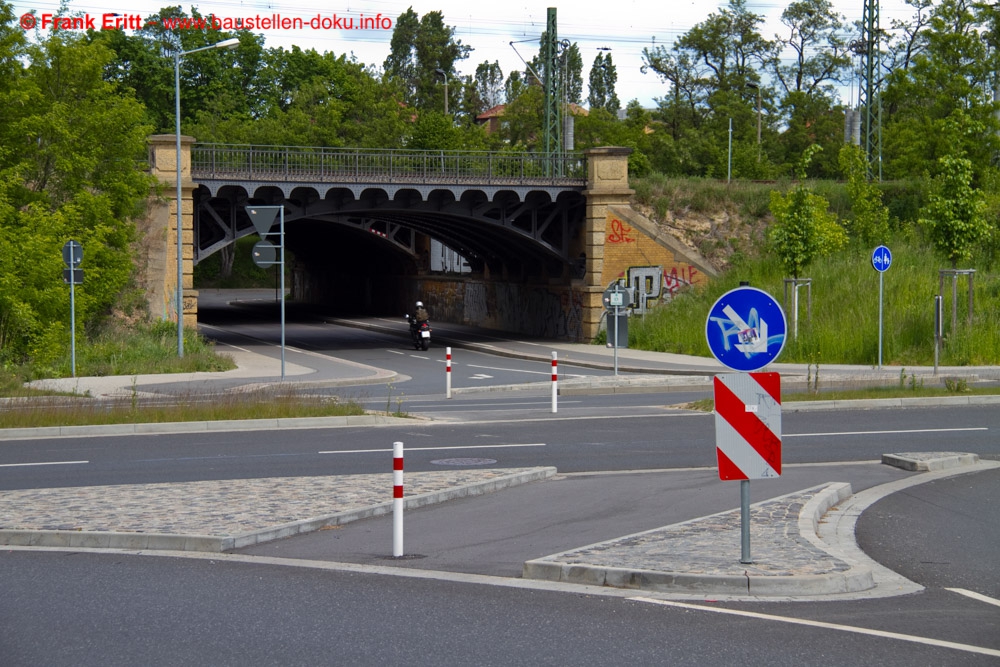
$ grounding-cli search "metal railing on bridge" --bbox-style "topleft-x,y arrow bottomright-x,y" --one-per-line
191,143 -> 587,186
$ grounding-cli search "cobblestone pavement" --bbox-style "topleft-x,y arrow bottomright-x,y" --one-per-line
528,486 -> 848,578
0,469 -> 547,537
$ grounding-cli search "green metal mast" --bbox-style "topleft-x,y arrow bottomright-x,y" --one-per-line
543,7 -> 561,176
859,0 -> 881,180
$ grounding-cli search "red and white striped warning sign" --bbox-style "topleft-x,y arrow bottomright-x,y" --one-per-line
713,373 -> 782,480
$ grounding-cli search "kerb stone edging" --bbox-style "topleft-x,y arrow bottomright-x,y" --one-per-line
0,467 -> 557,553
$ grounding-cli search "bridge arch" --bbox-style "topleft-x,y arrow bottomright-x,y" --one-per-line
146,137 -> 680,341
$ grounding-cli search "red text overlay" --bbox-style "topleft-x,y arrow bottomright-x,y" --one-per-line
20,12 -> 393,32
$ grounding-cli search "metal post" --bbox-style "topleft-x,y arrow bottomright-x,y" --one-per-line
393,441 -> 404,557
172,38 -> 240,359
174,52 -> 184,358
756,86 -> 762,162
934,295 -> 942,375
952,273 -> 958,332
727,118 -> 733,182
279,206 -> 286,381
968,271 -> 974,326
740,479 -> 752,564
878,270 -> 884,369
70,276 -> 76,378
613,302 -> 619,376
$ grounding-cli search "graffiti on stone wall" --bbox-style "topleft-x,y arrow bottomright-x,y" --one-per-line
464,282 -> 488,323
616,264 -> 699,314
456,281 -> 582,340
606,218 -> 634,244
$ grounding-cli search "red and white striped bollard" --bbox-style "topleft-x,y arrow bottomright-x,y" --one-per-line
393,441 -> 404,557
551,351 -> 558,413
446,347 -> 452,399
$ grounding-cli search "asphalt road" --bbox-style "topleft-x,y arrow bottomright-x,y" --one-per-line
3,298 -> 998,666
1,404 -> 997,489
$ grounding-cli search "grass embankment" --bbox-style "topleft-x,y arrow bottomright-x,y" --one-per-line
629,237 -> 1000,367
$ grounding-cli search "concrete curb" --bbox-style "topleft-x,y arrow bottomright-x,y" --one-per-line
882,451 -> 981,471
0,467 -> 557,553
522,482 -> 872,597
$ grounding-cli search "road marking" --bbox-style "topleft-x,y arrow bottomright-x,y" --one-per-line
0,460 -> 88,468
387,350 -> 405,355
466,364 -> 587,378
410,355 -> 430,360
629,597 -> 1000,659
785,427 -> 987,438
319,443 -> 545,455
404,400 -> 583,408
946,588 -> 1000,608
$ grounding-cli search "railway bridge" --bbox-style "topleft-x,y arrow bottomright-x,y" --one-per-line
144,135 -> 713,341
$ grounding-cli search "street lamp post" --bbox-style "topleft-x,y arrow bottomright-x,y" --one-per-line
747,82 -> 762,162
435,68 -> 449,114
174,37 -> 239,357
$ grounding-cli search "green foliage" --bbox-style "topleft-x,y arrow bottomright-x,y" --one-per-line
0,26 -> 154,365
768,170 -> 848,278
839,145 -> 890,247
588,52 -> 619,113
383,8 -> 470,113
629,235 -> 1000,365
919,154 -> 992,268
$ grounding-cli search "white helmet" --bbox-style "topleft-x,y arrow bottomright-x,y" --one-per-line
415,301 -> 424,308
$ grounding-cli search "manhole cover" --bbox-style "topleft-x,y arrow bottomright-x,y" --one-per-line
430,457 -> 498,466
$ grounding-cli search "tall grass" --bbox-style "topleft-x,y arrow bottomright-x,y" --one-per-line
15,320 -> 235,384
629,236 -> 1000,366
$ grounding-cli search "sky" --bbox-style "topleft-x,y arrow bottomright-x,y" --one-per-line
11,0 -> 922,109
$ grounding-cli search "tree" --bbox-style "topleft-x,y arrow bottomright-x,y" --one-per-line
919,155 -> 991,268
383,8 -> 470,111
881,0 -> 1000,181
642,0 -> 773,176
768,146 -> 848,278
474,60 -> 504,110
528,33 -> 583,105
588,52 -> 620,113
771,0 -> 850,98
91,7 -> 262,132
839,145 -> 890,247
0,26 -> 153,365
504,70 -> 526,103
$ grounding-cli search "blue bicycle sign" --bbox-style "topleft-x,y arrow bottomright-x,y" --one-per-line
871,245 -> 892,272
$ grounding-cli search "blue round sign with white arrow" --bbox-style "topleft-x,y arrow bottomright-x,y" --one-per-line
705,287 -> 788,372
871,245 -> 892,272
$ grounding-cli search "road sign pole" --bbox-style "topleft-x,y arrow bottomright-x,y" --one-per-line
279,206 -> 286,381
878,271 -> 884,369
740,479 -> 751,564
871,246 -> 892,370
62,240 -> 83,378
70,276 -> 76,378
613,302 -> 619,376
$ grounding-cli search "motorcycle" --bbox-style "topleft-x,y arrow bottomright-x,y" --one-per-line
406,315 -> 431,351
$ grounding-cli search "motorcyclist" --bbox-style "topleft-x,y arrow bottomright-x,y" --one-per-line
408,300 -> 430,349
412,301 -> 429,325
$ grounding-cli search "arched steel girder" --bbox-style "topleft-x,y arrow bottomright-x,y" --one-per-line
193,184 -> 585,271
